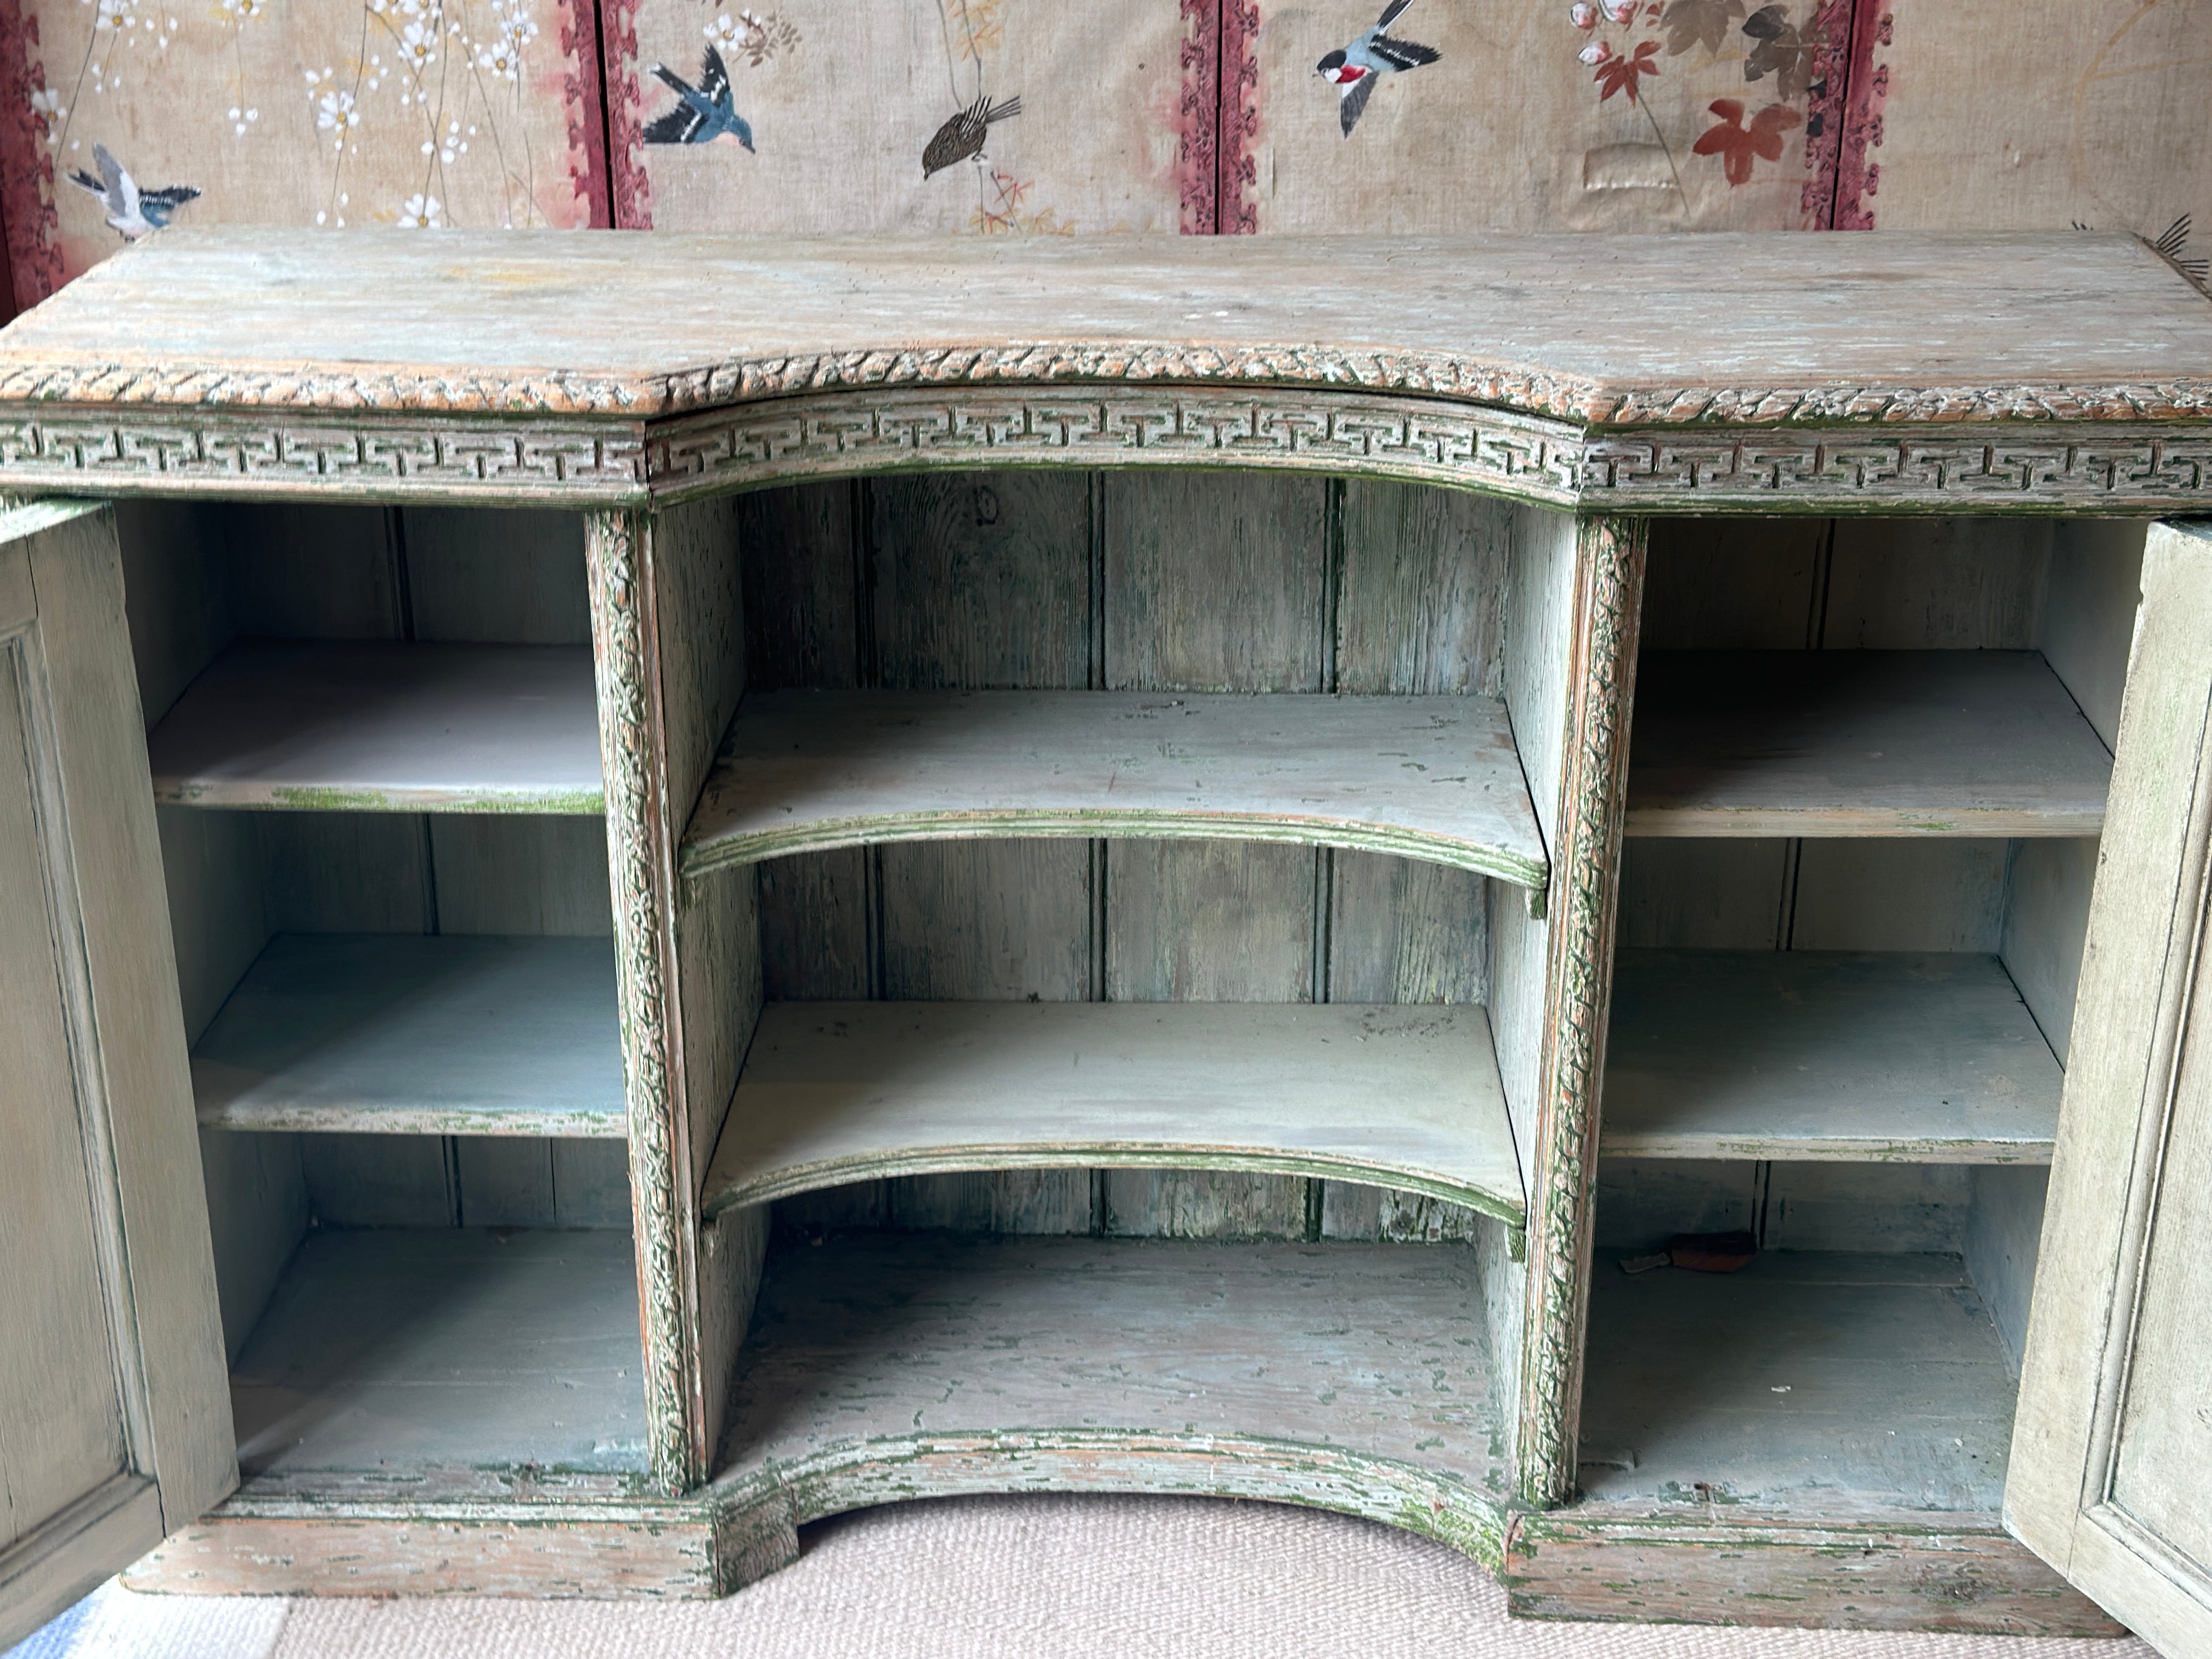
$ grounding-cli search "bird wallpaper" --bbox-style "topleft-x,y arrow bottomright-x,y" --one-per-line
0,0 -> 605,307
1,0 -> 2208,312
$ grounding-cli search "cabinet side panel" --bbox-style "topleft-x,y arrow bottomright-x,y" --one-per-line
116,501 -> 232,729
2038,520 -> 2146,752
1966,1164 -> 2051,1378
2003,836 -> 2100,1066
221,506 -> 402,640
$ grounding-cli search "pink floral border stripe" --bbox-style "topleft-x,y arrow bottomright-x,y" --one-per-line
1178,0 -> 1218,234
601,0 -> 651,227
1218,0 -> 1258,234
0,0 -> 61,314
1832,0 -> 1889,229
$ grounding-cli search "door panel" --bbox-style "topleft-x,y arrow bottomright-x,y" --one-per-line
2008,519 -> 2212,1657
0,501 -> 234,1652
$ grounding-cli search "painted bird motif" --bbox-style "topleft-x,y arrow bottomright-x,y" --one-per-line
643,45 -> 755,150
1316,0 -> 1440,137
922,93 -> 1022,179
67,144 -> 199,240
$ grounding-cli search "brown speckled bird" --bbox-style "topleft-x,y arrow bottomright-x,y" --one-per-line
922,93 -> 1022,179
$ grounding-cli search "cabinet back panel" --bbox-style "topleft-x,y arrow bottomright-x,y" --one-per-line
401,510 -> 589,645
298,1134 -> 630,1230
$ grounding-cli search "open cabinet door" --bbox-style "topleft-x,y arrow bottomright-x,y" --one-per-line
0,501 -> 235,1650
2007,519 -> 2212,1657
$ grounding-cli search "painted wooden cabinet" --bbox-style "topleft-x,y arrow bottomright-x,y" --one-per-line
0,228 -> 2209,1652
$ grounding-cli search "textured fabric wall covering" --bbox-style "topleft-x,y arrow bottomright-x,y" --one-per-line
0,0 -> 606,308
2,0 -> 2208,318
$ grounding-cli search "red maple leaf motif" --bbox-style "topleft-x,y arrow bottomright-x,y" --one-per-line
1593,39 -> 1661,102
1692,97 -> 1803,184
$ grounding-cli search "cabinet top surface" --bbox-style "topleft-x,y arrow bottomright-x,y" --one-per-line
9,228 -> 2210,425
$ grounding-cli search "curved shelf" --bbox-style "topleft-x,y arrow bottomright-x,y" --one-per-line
699,1001 -> 1525,1227
193,933 -> 628,1138
1602,950 -> 2062,1164
681,690 -> 1548,901
704,1234 -> 1511,1567
1626,651 -> 2111,838
149,640 -> 604,814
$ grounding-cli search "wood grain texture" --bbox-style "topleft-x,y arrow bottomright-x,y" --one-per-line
683,691 -> 1547,890
1627,651 -> 2113,837
1603,951 -> 2062,1163
2007,521 -> 2212,1658
400,509 -> 590,646
707,1235 -> 1511,1571
191,935 -> 624,1138
698,1002 -> 1523,1226
1503,1508 -> 2124,1637
6,230 -> 2208,428
1579,1252 -> 2018,1517
229,1229 -> 646,1483
147,640 -> 603,814
125,1499 -> 721,1599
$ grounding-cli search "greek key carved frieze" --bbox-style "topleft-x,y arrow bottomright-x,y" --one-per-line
1582,427 -> 2212,509
0,412 -> 647,499
644,387 -> 1587,504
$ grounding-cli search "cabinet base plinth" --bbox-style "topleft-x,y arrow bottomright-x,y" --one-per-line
1503,1508 -> 2128,1637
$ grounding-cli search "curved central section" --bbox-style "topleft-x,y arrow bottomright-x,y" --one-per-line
682,690 -> 1548,898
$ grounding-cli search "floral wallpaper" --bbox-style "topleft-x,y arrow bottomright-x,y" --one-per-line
1,0 -> 2207,315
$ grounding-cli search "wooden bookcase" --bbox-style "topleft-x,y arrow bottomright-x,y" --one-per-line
2,229 -> 2210,1650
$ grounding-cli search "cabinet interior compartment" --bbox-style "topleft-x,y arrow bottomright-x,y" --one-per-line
119,499 -> 647,1493
680,469 -> 1590,1505
1581,514 -> 2146,1521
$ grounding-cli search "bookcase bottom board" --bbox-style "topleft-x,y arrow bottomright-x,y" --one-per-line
701,1233 -> 1517,1572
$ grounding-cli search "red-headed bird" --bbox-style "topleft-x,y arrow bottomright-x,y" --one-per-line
1316,1 -> 1440,137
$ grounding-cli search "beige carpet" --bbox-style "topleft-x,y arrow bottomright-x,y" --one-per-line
66,1496 -> 2154,1659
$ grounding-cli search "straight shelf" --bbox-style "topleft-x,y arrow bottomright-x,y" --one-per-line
193,933 -> 628,1138
1601,950 -> 2061,1163
698,1000 -> 1524,1226
709,1234 -> 1508,1532
230,1228 -> 647,1487
148,639 -> 603,813
679,691 -> 1548,901
1578,1251 -> 2017,1517
1625,651 -> 2111,838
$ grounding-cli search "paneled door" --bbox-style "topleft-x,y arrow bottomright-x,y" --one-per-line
2008,519 -> 2212,1658
0,501 -> 234,1650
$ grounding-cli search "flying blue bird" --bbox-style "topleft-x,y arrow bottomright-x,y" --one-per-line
1316,0 -> 1440,137
68,144 -> 200,240
643,45 -> 754,150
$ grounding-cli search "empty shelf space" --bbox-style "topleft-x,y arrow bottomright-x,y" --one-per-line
712,1234 -> 1506,1513
193,933 -> 627,1137
231,1228 -> 647,1487
148,639 -> 603,812
680,691 -> 1548,896
1578,1251 -> 2017,1517
699,1001 -> 1523,1225
1626,651 -> 2111,837
1602,951 -> 2061,1163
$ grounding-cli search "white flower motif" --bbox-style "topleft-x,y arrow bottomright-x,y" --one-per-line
29,87 -> 64,144
317,89 -> 359,131
397,192 -> 442,227
499,5 -> 535,47
476,37 -> 519,80
91,0 -> 133,33
398,19 -> 436,70
221,0 -> 264,20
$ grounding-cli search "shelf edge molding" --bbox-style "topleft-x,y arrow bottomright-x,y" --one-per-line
699,1000 -> 1527,1228
680,690 -> 1550,905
